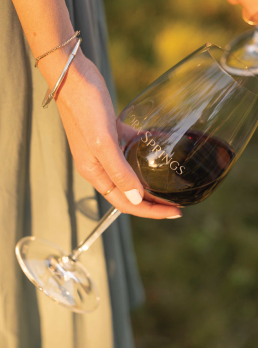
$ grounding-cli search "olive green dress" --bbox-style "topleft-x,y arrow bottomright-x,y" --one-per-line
0,1 -> 144,347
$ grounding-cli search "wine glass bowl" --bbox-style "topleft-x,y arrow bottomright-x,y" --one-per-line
118,43 -> 258,206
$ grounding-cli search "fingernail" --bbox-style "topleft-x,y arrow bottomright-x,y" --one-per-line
124,189 -> 143,205
166,214 -> 182,219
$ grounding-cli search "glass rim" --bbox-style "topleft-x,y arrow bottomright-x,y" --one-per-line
205,42 -> 258,97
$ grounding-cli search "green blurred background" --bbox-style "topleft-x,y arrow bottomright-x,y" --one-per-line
105,1 -> 258,347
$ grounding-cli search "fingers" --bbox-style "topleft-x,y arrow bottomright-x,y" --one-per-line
144,190 -> 180,207
60,107 -> 118,197
87,133 -> 144,205
70,137 -> 182,218
99,186 -> 182,219
61,109 -> 143,205
76,158 -> 183,219
64,108 -> 181,215
65,81 -> 144,205
59,103 -> 182,219
56,60 -> 182,214
76,157 -> 182,219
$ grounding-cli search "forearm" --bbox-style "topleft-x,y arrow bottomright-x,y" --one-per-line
11,0 -> 86,98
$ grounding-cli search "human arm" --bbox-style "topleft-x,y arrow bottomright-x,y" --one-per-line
11,0 -> 182,219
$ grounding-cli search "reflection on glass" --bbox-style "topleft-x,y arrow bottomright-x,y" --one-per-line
222,10 -> 258,76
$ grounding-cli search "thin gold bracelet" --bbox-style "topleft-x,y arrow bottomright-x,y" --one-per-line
35,31 -> 80,67
42,38 -> 82,109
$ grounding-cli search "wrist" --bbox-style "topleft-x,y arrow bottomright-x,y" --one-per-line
38,43 -> 93,108
54,49 -> 92,107
37,41 -> 72,80
54,51 -> 105,111
37,39 -> 106,111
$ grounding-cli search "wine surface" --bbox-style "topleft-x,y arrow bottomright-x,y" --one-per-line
124,129 -> 235,206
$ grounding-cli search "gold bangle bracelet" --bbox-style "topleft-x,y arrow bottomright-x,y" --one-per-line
35,31 -> 80,67
42,38 -> 82,109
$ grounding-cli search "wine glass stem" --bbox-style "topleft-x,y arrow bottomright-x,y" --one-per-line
69,206 -> 121,261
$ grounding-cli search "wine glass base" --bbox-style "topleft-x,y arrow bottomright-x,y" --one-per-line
221,28 -> 258,76
15,237 -> 100,314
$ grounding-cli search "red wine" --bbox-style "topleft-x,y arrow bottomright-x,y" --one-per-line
124,129 -> 235,206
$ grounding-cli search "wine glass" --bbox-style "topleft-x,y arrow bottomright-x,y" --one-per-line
16,43 -> 258,314
221,10 -> 258,75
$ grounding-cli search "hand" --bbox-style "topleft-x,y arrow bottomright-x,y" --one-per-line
55,52 -> 182,220
227,0 -> 258,24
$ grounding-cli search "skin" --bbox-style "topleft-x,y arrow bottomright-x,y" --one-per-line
11,0 -> 182,219
227,0 -> 258,23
